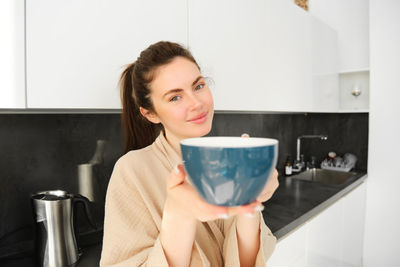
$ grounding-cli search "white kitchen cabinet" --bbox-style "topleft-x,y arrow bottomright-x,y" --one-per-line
268,223 -> 308,267
188,0 -> 313,112
309,0 -> 369,113
0,0 -> 26,109
308,182 -> 366,267
26,0 -> 187,109
307,195 -> 345,267
309,0 -> 369,73
340,182 -> 366,267
311,16 -> 339,112
268,181 -> 367,267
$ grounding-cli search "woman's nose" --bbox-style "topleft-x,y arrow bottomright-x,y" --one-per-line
187,93 -> 203,110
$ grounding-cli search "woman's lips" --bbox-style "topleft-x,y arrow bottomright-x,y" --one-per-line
187,112 -> 208,124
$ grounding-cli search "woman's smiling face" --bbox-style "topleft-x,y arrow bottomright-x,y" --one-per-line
141,56 -> 214,141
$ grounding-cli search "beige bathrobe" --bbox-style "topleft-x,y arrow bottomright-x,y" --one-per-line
100,131 -> 276,266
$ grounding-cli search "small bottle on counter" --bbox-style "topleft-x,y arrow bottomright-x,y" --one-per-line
284,156 -> 293,176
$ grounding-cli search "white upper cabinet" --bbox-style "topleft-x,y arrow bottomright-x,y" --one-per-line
26,0 -> 187,109
0,0 -> 26,109
188,0 -> 313,112
309,0 -> 369,72
311,16 -> 339,112
309,0 -> 370,112
13,0 -> 346,111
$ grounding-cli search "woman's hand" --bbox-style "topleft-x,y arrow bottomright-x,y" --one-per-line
164,164 -> 263,222
164,164 -> 228,222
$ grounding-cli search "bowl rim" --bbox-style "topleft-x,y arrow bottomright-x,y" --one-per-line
180,136 -> 278,148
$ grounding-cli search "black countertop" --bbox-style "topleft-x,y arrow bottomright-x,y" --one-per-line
1,171 -> 367,266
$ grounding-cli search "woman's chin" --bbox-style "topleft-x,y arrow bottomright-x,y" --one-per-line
199,127 -> 212,137
198,122 -> 213,137
185,122 -> 212,138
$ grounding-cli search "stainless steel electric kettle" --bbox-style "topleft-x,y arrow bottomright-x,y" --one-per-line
31,190 -> 96,267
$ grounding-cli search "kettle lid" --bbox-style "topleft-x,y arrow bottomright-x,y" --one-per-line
32,190 -> 71,201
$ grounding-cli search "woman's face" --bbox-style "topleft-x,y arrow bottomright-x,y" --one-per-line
142,56 -> 214,141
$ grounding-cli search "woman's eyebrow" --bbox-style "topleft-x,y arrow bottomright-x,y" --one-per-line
162,76 -> 204,99
191,75 -> 203,86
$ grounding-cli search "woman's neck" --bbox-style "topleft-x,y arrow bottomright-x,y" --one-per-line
163,130 -> 182,158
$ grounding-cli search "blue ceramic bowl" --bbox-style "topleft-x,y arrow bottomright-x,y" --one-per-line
180,137 -> 278,206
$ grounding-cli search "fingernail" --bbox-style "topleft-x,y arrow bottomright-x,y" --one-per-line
218,213 -> 229,219
255,205 -> 264,212
245,212 -> 255,218
173,164 -> 180,174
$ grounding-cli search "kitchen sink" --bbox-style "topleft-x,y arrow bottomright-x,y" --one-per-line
289,168 -> 357,185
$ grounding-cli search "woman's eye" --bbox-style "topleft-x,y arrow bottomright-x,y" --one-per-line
195,83 -> 205,91
170,95 -> 181,102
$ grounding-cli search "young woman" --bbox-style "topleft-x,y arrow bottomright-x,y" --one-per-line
100,41 -> 279,267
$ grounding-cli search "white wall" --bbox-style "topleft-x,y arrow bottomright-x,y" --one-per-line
363,1 -> 400,266
309,0 -> 369,72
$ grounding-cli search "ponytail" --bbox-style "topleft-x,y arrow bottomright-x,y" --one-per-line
120,63 -> 162,153
119,41 -> 199,153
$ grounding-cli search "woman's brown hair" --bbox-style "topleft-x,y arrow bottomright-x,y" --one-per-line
120,41 -> 200,153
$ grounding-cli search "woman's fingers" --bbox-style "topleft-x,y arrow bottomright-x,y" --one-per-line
167,164 -> 230,221
196,199 -> 229,219
227,201 -> 264,217
167,164 -> 186,189
257,169 -> 279,203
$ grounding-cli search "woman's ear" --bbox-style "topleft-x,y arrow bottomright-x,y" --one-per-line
139,107 -> 161,124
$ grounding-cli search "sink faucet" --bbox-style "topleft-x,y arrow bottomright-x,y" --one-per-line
293,135 -> 328,172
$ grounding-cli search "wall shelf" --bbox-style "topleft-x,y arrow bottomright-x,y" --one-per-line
339,69 -> 369,74
338,109 -> 369,113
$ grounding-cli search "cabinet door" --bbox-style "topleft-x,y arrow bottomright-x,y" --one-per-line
341,182 -> 366,267
26,0 -> 187,109
311,16 -> 339,112
0,0 -> 25,108
309,0 -> 369,72
307,182 -> 366,267
268,223 -> 308,267
188,0 -> 312,112
307,196 -> 345,267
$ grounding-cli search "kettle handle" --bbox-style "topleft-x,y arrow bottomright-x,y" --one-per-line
73,194 -> 97,230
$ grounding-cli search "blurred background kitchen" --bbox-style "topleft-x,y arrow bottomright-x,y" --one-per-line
0,0 -> 399,266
